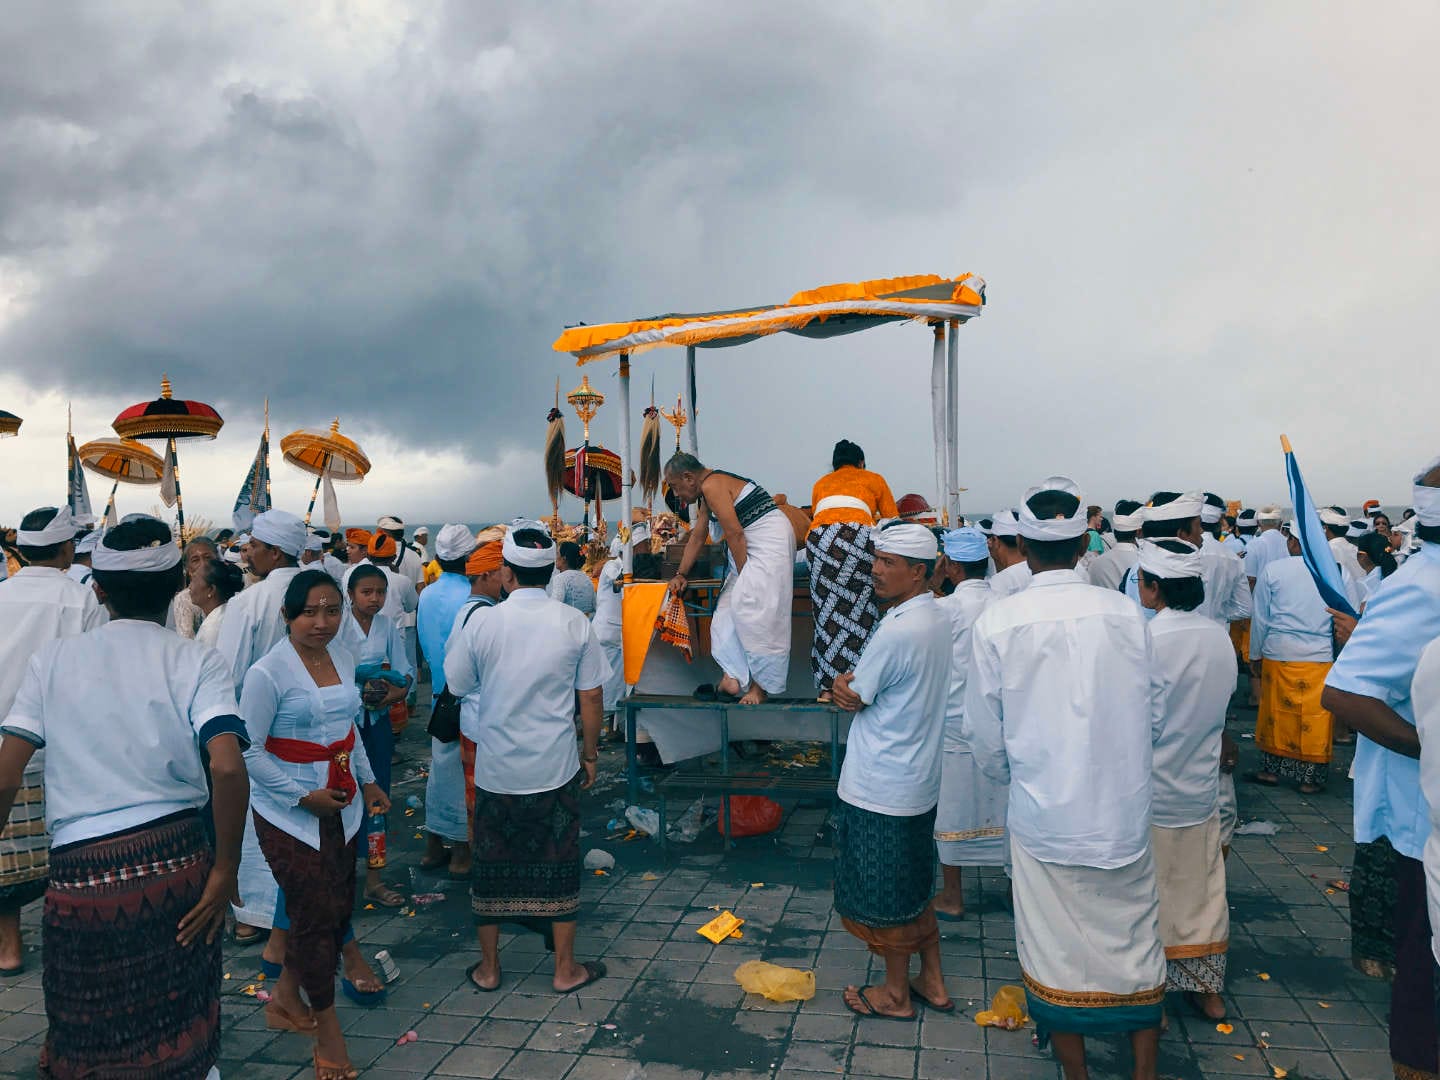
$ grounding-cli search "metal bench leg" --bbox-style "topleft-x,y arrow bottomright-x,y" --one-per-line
625,703 -> 638,808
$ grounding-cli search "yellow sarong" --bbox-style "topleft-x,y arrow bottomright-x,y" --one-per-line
1255,659 -> 1333,764
1228,619 -> 1250,664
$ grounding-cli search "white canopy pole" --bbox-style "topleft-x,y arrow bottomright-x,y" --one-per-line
930,322 -> 947,522
684,345 -> 699,456
618,353 -> 634,581
946,318 -> 960,526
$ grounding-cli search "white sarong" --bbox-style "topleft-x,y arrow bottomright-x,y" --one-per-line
1011,836 -> 1167,1009
1217,772 -> 1237,850
934,746 -> 1007,867
425,737 -> 469,843
1152,814 -> 1229,992
710,506 -> 795,696
232,812 -> 280,929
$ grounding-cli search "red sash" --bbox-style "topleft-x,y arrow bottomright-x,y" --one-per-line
265,729 -> 358,799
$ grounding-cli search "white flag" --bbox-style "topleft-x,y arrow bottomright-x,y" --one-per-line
322,473 -> 341,532
160,439 -> 178,508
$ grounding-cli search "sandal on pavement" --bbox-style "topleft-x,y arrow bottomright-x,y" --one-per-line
312,1048 -> 358,1080
363,884 -> 406,908
265,1002 -> 318,1035
341,977 -> 386,1008
844,985 -> 917,1022
908,983 -> 956,1013
468,961 -> 501,993
557,961 -> 607,994
418,850 -> 452,871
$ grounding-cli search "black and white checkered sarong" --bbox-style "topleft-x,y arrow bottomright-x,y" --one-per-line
806,522 -> 879,690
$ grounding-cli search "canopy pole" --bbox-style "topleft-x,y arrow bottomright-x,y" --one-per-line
170,438 -> 186,546
618,353 -> 634,582
946,318 -> 960,526
684,346 -> 699,457
929,322 -> 947,525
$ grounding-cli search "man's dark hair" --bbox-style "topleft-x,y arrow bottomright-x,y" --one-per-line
977,517 -> 994,532
282,569 -> 343,620
558,541 -> 584,570
346,563 -> 387,593
1021,490 -> 1086,567
664,451 -> 705,476
16,507 -> 69,563
437,556 -> 469,575
91,519 -> 183,618
957,558 -> 989,580
1356,532 -> 1398,578
1418,523 -> 1440,545
1113,499 -> 1143,541
832,439 -> 865,471
1199,493 -> 1227,538
1320,506 -> 1350,541
1140,492 -> 1194,539
993,534 -> 1019,550
505,528 -> 556,588
1138,539 -> 1206,611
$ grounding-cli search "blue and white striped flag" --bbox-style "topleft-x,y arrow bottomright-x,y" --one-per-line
1282,434 -> 1358,618
232,427 -> 272,531
66,432 -> 95,526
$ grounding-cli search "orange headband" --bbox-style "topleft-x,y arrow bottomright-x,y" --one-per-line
367,533 -> 397,559
466,541 -> 503,576
345,528 -> 372,546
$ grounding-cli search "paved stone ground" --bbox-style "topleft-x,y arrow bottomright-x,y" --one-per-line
0,686 -> 1392,1079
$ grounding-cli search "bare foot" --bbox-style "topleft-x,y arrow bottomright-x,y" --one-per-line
341,941 -> 383,994
448,843 -> 472,878
716,675 -> 743,698
1187,991 -> 1227,1020
842,983 -> 914,1019
933,895 -> 965,920
738,683 -> 767,706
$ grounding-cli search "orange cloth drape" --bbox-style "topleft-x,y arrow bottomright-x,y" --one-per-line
620,583 -> 669,685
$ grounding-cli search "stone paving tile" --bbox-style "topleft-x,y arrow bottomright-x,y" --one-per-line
0,687 -> 1403,1078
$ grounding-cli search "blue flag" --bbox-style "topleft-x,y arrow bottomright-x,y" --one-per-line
1282,435 -> 1358,618
232,428 -> 272,531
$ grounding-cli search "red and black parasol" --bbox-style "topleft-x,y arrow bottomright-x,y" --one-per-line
113,376 -> 224,541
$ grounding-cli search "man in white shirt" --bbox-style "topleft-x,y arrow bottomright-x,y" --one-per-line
1137,539 -> 1238,1023
986,509 -> 1031,599
931,527 -> 1004,921
1414,635 -> 1440,1036
66,530 -> 98,586
1088,500 -> 1143,591
376,517 -> 424,705
1123,493 -> 1250,629
964,479 -> 1166,1079
1245,505 -> 1289,589
1248,527 -> 1337,794
830,523 -> 953,1021
214,509 -> 306,950
0,506 -> 106,973
444,524 -> 609,995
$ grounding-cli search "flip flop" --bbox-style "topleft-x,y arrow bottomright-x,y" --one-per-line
557,960 -> 607,994
312,1047 -> 359,1080
230,926 -> 264,947
908,983 -> 956,1013
341,977 -> 387,1008
363,885 -> 406,908
1183,991 -> 1227,1021
265,1001 -> 318,1034
935,910 -> 965,922
844,985 -> 917,1022
468,962 -> 502,993
0,964 -> 23,978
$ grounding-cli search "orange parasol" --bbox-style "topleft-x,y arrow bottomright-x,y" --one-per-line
112,376 -> 224,542
79,437 -> 165,526
280,418 -> 371,527
0,411 -> 20,438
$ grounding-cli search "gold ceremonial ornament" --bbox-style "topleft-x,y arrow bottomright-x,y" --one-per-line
660,393 -> 687,450
566,375 -> 605,440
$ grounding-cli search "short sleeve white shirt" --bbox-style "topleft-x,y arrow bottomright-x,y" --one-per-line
215,565 -> 302,688
0,566 -> 108,717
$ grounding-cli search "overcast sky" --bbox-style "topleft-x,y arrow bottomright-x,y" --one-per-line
2,2 -> 1437,530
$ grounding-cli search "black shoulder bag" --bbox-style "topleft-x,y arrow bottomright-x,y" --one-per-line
426,601 -> 487,743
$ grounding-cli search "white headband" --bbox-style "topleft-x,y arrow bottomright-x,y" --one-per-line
873,523 -> 939,561
1016,477 -> 1087,541
377,515 -> 403,531
1319,507 -> 1350,529
503,521 -> 557,568
1113,512 -> 1145,533
1257,506 -> 1283,523
16,506 -> 77,546
435,522 -> 477,561
93,537 -> 182,573
251,510 -> 306,557
1144,493 -> 1204,523
1346,522 -> 1369,539
1137,539 -> 1203,580
1200,504 -> 1225,525
1413,455 -> 1440,527
74,531 -> 100,555
989,509 -> 1020,538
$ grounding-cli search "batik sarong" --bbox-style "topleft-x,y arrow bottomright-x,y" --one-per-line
1351,836 -> 1398,980
42,811 -> 220,1080
471,771 -> 582,942
806,522 -> 879,691
1010,837 -> 1167,1039
711,495 -> 795,696
1255,659 -> 1333,785
1153,815 -> 1228,993
833,799 -> 939,955
0,753 -> 47,911
1391,854 -> 1438,1080
254,812 -> 355,1012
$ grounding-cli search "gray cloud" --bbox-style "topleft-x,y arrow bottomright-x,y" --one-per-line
2,1 -> 1438,521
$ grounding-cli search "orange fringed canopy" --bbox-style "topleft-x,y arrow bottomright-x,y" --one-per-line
553,273 -> 985,364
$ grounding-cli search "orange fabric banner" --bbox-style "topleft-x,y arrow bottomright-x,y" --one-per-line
621,583 -> 670,686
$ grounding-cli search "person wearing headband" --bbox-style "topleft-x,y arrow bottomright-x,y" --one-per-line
548,541 -> 597,616
361,531 -> 419,637
1319,506 -> 1366,595
1247,525 -> 1340,796
664,452 -> 795,705
66,529 -> 99,586
1245,504 -> 1289,590
1324,455 -> 1440,1078
963,482 -> 1167,1072
826,521 -> 953,1020
1136,539 -> 1238,1022
1121,493 -> 1250,631
805,439 -> 899,702
0,506 -> 108,977
0,516 -> 249,1077
986,508 -> 1031,599
299,532 -> 345,586
443,524 -> 610,996
930,527 -> 1006,922
1088,499 -> 1144,591
416,524 -> 479,877
344,528 -> 372,566
213,508 -> 308,955
376,516 -> 425,682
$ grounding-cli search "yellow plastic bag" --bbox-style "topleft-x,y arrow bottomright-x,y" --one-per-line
974,984 -> 1028,1030
697,911 -> 745,944
733,960 -> 816,1003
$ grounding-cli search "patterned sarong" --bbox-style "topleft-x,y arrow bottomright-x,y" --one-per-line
1351,836 -> 1398,980
833,799 -> 936,930
1255,659 -> 1334,765
0,753 -> 47,910
1153,815 -> 1228,993
471,771 -> 582,938
42,811 -> 220,1080
806,522 -> 879,691
1392,854 -> 1439,1080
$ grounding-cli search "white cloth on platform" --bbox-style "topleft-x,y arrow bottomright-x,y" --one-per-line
934,579 -> 1007,866
709,496 -> 795,696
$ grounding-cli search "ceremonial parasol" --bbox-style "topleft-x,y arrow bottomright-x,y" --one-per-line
78,438 -> 165,527
563,445 -> 623,501
280,418 -> 371,530
113,376 -> 224,542
0,411 -> 20,438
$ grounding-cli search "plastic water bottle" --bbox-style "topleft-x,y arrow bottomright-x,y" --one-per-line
366,810 -> 386,868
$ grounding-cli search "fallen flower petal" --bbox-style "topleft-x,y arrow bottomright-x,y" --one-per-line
1215,1022 -> 1234,1034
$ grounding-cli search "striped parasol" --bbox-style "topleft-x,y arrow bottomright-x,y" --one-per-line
78,438 -> 165,527
0,411 -> 20,438
280,418 -> 371,528
113,376 -> 224,542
